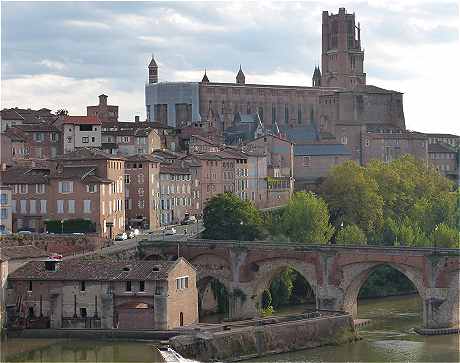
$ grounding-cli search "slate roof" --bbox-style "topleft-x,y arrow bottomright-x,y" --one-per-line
279,125 -> 319,143
8,258 -> 185,281
0,245 -> 48,261
428,143 -> 457,153
294,144 -> 352,156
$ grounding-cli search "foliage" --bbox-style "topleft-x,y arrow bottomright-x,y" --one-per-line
261,289 -> 272,310
431,223 -> 460,248
276,192 -> 334,244
202,193 -> 264,241
336,224 -> 367,245
260,306 -> 274,317
269,268 -> 315,308
45,219 -> 95,233
320,161 -> 384,234
56,109 -> 69,116
210,278 -> 229,314
359,265 -> 416,298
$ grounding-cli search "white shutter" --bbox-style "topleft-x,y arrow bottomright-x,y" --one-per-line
58,182 -> 62,193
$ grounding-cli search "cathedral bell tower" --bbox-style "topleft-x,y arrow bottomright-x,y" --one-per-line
321,8 -> 366,88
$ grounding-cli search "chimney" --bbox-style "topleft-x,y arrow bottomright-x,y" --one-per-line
99,94 -> 108,106
135,115 -> 140,123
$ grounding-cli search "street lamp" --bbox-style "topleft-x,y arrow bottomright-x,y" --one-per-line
433,224 -> 439,254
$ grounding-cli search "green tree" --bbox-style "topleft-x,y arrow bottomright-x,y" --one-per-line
336,224 -> 367,245
270,269 -> 294,308
431,223 -> 460,248
278,192 -> 334,244
202,192 -> 263,240
320,161 -> 384,234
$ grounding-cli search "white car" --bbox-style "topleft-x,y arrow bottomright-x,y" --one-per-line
114,232 -> 128,241
164,227 -> 177,235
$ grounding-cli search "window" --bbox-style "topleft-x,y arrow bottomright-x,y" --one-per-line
59,181 -> 73,193
57,200 -> 64,214
138,174 -> 144,184
303,156 -> 311,167
80,281 -> 86,291
20,184 -> 28,194
34,133 -> 44,142
20,200 -> 27,214
139,281 -> 145,292
80,308 -> 87,318
83,200 -> 91,213
341,136 -> 348,145
87,184 -> 97,193
138,200 -> 145,209
176,276 -> 189,290
28,280 -> 33,292
36,184 -> 45,194
40,200 -> 47,214
126,281 -> 132,292
0,208 -> 7,219
82,136 -> 89,143
68,200 -> 75,213
124,174 -> 130,184
0,193 -> 7,204
365,139 -> 370,147
138,188 -> 144,196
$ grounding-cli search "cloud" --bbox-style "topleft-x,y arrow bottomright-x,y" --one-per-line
1,1 -> 458,133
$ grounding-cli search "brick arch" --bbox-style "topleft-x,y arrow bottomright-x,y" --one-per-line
340,262 -> 426,318
250,258 -> 318,311
188,253 -> 233,282
196,274 -> 232,319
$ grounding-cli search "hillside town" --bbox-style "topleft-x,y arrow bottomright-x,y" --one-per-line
0,6 -> 459,363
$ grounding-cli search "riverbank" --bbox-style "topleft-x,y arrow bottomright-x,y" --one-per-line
171,311 -> 358,362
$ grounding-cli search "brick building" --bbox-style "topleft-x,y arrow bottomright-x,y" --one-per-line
102,123 -> 161,156
87,94 -> 119,124
9,123 -> 61,160
125,154 -> 161,230
6,257 -> 198,330
0,186 -> 12,234
428,143 -> 459,182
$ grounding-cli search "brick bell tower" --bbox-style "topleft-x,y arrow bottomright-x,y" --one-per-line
148,54 -> 158,84
321,8 -> 366,88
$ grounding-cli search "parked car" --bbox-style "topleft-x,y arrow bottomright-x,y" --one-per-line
181,215 -> 197,225
0,229 -> 12,236
50,253 -> 63,260
114,232 -> 128,241
17,230 -> 32,235
164,227 -> 177,235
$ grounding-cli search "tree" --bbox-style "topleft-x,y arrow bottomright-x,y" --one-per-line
431,223 -> 460,248
336,224 -> 367,245
202,192 -> 264,240
56,109 -> 69,117
278,192 -> 334,244
320,161 -> 384,234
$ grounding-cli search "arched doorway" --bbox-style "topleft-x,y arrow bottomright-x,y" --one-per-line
197,276 -> 229,323
260,267 -> 316,316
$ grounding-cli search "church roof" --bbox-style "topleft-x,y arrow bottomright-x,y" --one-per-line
294,143 -> 351,156
201,70 -> 209,83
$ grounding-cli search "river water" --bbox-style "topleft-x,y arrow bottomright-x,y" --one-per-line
0,295 -> 458,362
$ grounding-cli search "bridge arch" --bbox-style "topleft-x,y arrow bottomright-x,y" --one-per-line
250,258 -> 318,313
197,275 -> 232,321
340,262 -> 426,319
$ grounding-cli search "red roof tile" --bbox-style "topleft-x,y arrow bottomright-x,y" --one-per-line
64,115 -> 101,125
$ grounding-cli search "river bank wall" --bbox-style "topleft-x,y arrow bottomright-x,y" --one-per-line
171,312 -> 358,362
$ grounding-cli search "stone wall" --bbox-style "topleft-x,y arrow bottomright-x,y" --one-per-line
171,313 -> 357,362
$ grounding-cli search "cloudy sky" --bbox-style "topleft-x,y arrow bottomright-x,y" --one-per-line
1,0 -> 459,133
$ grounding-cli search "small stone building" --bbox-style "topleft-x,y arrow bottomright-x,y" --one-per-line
7,257 -> 198,330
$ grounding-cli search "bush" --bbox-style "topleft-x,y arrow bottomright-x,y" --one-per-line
45,219 -> 96,234
431,223 -> 460,248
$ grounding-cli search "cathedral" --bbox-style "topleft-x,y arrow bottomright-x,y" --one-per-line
145,8 -> 427,170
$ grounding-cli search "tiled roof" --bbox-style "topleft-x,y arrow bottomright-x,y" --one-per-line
428,143 -> 457,153
14,123 -> 59,132
4,127 -> 27,142
127,154 -> 163,163
64,115 -> 101,125
1,167 -> 50,184
294,143 -> 352,156
0,245 -> 48,261
8,259 -> 180,281
1,109 -> 24,120
52,148 -> 126,161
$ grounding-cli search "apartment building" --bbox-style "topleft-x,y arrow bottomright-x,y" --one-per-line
63,115 -> 102,153
10,123 -> 61,160
102,126 -> 161,156
0,185 -> 12,234
1,149 -> 126,237
1,108 -> 58,133
7,257 -> 198,330
159,163 -> 193,226
428,143 -> 459,183
124,154 -> 161,230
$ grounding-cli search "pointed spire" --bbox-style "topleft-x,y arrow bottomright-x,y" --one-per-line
201,68 -> 209,83
236,65 -> 245,85
148,54 -> 157,68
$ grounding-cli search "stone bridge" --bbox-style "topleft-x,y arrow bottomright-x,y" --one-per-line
135,239 -> 460,329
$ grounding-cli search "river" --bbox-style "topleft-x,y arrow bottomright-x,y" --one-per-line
0,295 -> 458,362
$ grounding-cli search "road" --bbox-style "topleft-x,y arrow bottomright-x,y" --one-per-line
64,222 -> 204,260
